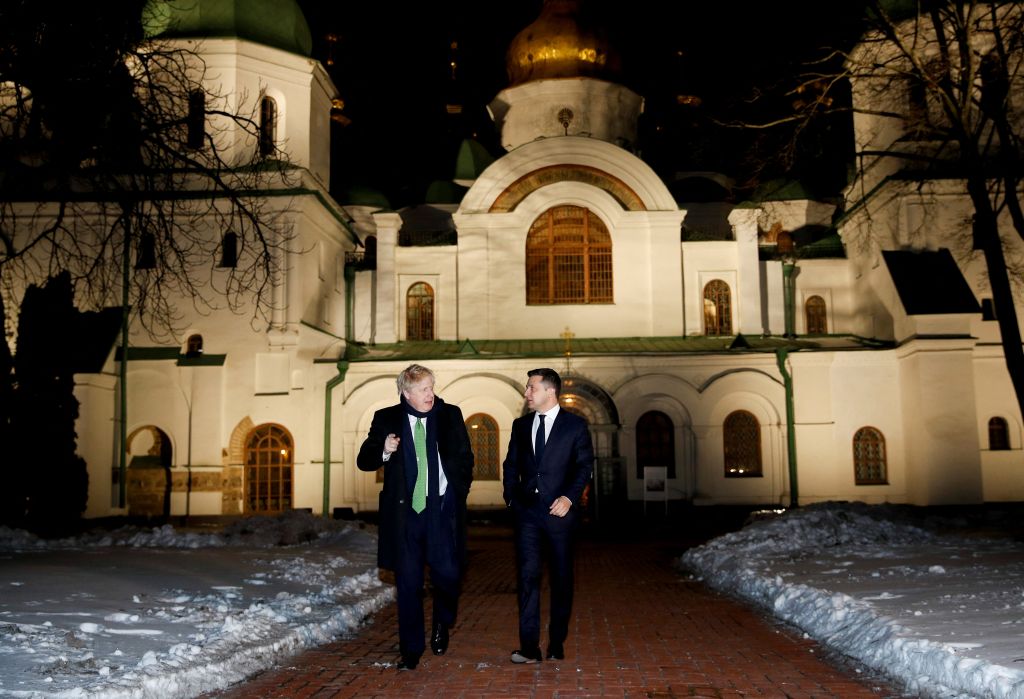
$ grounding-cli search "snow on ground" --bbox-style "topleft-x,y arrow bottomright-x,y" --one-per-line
1,503 -> 1022,699
0,511 -> 393,698
680,501 -> 1024,699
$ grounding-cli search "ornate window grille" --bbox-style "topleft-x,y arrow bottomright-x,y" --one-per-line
703,279 -> 732,335
853,426 -> 887,484
526,205 -> 612,304
245,425 -> 293,512
805,295 -> 827,334
724,410 -> 761,477
466,413 -> 500,480
406,282 -> 434,340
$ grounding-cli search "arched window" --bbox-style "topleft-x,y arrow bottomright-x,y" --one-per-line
989,417 -> 1010,451
218,231 -> 238,268
636,411 -> 675,479
723,410 -> 761,477
187,89 -> 205,150
185,334 -> 203,356
259,96 -> 277,157
805,295 -> 827,334
466,413 -> 499,480
406,282 -> 434,340
245,424 -> 293,513
703,279 -> 732,335
853,427 -> 887,484
526,205 -> 612,304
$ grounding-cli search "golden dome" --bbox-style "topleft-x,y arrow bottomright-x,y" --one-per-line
506,0 -> 622,87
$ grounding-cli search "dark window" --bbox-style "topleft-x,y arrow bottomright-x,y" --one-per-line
906,58 -> 946,133
526,205 -> 612,304
724,410 -> 761,477
185,334 -> 203,356
245,424 -> 293,513
466,413 -> 499,480
219,231 -> 238,268
636,411 -> 675,479
981,298 -> 997,321
989,417 -> 1010,451
406,282 -> 434,340
806,295 -> 827,334
135,233 -> 156,270
703,279 -> 732,335
259,96 -> 277,157
187,90 -> 205,149
853,427 -> 887,484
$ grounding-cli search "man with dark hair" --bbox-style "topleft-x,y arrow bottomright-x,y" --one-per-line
503,367 -> 593,664
357,364 -> 474,670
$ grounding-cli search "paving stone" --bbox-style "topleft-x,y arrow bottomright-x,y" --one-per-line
203,524 -> 905,698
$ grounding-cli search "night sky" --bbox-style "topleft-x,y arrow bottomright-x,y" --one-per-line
297,1 -> 869,209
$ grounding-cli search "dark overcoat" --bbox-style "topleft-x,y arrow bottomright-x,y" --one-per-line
356,398 -> 473,571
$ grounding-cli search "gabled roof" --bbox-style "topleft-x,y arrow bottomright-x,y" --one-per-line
882,249 -> 980,315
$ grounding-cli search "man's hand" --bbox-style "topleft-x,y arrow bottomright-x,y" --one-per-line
549,495 -> 571,517
384,433 -> 400,454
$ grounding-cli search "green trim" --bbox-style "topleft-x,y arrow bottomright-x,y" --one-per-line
117,346 -> 179,361
177,354 -> 226,366
342,335 -> 887,362
300,319 -> 344,341
114,346 -> 225,365
776,349 -> 799,508
897,333 -> 975,344
323,361 -> 349,518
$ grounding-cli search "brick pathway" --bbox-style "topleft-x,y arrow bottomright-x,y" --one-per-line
204,521 -> 903,698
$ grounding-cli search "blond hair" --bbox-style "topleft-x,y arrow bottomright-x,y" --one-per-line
397,363 -> 435,394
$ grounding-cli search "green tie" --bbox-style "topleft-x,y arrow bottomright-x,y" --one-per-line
412,418 -> 427,513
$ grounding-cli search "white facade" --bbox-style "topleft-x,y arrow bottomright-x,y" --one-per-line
9,3 -> 1023,525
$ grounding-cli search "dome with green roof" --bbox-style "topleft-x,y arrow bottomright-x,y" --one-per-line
143,0 -> 312,57
337,185 -> 391,210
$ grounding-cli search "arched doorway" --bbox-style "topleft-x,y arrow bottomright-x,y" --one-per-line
127,426 -> 172,519
544,375 -> 621,522
244,424 -> 294,513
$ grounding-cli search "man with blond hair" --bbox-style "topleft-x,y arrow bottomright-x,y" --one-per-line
357,364 -> 474,670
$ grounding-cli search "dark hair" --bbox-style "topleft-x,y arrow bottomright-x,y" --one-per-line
527,368 -> 561,396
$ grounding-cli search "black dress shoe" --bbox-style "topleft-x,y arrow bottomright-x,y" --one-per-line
545,643 -> 564,660
397,654 -> 420,670
430,622 -> 449,655
510,647 -> 543,664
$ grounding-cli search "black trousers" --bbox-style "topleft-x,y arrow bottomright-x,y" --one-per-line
514,500 -> 577,650
394,493 -> 459,658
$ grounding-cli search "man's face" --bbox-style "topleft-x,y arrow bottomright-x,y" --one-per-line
403,377 -> 435,412
525,375 -> 557,412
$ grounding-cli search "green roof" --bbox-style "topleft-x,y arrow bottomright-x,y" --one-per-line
143,0 -> 312,57
338,185 -> 391,209
343,335 -> 874,363
453,139 -> 495,186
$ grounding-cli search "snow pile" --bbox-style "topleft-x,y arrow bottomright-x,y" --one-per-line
680,501 -> 1024,699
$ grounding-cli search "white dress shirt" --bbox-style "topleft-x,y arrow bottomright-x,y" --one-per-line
382,414 -> 448,496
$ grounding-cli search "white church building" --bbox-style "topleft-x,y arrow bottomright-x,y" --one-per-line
12,0 -> 1023,522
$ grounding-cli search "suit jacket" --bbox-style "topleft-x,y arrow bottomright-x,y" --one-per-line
502,409 -> 593,510
356,398 -> 473,571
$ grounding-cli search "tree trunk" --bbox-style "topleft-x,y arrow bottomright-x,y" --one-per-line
968,179 -> 1024,424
